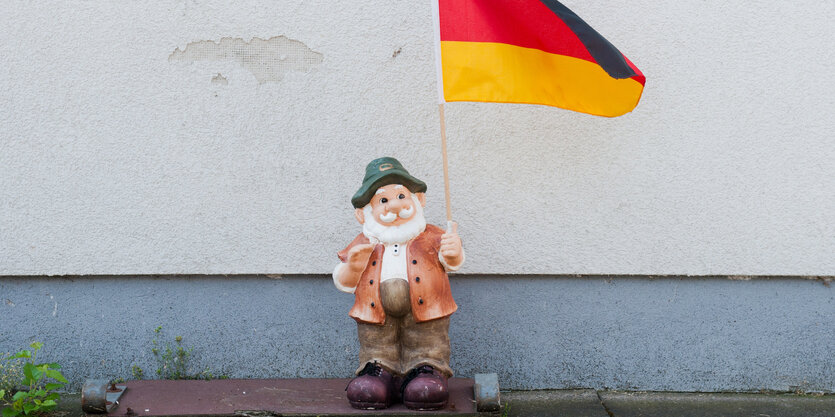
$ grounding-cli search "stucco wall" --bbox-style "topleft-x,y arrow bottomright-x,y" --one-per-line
1,275 -> 833,392
2,1 -> 834,275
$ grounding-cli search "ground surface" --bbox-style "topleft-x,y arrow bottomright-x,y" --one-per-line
51,388 -> 834,417
504,390 -> 835,417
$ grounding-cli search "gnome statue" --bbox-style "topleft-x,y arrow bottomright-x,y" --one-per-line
333,157 -> 464,410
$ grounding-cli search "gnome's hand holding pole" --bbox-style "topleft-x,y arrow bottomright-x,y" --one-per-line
440,221 -> 463,269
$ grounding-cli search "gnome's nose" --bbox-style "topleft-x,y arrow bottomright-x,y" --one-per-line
388,199 -> 404,212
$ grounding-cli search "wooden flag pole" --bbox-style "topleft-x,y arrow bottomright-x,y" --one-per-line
438,103 -> 452,223
432,1 -> 451,225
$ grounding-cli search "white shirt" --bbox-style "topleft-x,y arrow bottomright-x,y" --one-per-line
379,242 -> 408,283
333,243 -> 464,294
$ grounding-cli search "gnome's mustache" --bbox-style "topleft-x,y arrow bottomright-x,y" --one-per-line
379,205 -> 415,223
362,194 -> 426,245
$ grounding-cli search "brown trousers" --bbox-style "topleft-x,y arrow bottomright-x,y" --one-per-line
356,279 -> 452,377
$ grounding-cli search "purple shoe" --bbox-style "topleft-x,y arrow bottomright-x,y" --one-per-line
401,365 -> 449,410
346,362 -> 394,409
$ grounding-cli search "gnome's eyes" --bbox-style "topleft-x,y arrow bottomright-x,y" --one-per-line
398,194 -> 406,199
380,198 -> 388,204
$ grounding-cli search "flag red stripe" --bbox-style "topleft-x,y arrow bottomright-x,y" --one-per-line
439,0 -> 594,63
623,55 -> 646,86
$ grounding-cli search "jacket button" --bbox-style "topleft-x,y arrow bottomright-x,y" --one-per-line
372,261 -> 376,266
412,260 -> 417,264
369,280 -> 374,285
418,298 -> 424,305
371,302 -> 375,308
415,277 -> 420,283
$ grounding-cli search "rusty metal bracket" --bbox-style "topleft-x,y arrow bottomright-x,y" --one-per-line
82,379 -> 127,414
473,373 -> 501,412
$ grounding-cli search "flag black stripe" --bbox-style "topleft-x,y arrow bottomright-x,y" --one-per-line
538,0 -> 637,79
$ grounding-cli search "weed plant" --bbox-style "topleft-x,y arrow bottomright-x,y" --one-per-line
0,355 -> 23,403
0,342 -> 66,417
131,326 -> 222,380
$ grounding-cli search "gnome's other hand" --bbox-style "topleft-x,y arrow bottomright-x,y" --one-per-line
347,243 -> 374,273
440,222 -> 463,267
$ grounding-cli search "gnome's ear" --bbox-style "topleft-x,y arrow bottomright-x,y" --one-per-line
416,192 -> 426,207
354,208 -> 365,224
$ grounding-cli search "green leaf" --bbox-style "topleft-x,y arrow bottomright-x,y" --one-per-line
43,383 -> 62,391
45,370 -> 68,383
22,403 -> 35,414
22,363 -> 33,383
40,400 -> 56,408
28,342 -> 43,352
44,393 -> 59,402
0,390 -> 5,398
2,406 -> 20,417
45,363 -> 61,369
10,351 -> 31,360
23,363 -> 42,382
11,392 -> 26,401
22,363 -> 34,377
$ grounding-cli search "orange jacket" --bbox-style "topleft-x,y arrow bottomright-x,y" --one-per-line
337,224 -> 458,324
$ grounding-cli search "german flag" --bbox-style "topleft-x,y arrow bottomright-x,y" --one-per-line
433,0 -> 645,117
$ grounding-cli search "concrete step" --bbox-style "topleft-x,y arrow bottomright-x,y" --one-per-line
501,390 -> 835,417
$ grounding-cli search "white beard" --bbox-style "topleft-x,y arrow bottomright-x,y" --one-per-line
362,194 -> 426,245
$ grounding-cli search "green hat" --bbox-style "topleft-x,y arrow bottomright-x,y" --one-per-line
351,157 -> 427,208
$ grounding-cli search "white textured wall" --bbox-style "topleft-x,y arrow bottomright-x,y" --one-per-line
1,1 -> 833,275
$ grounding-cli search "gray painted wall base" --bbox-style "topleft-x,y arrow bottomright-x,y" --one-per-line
0,275 -> 832,392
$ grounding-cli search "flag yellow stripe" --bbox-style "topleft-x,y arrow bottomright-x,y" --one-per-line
441,41 -> 644,117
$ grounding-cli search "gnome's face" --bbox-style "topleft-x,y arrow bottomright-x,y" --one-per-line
355,184 -> 426,228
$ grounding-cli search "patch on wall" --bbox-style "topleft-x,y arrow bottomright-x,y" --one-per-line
169,36 -> 324,84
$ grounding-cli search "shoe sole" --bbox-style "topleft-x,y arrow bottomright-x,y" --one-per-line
403,400 -> 447,410
349,401 -> 390,410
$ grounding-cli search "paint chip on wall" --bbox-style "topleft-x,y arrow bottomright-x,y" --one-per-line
211,73 -> 228,85
169,36 -> 324,84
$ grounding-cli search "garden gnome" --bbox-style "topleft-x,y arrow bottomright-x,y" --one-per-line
333,157 -> 464,410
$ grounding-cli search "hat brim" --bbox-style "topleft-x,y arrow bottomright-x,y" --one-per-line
351,170 -> 427,208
